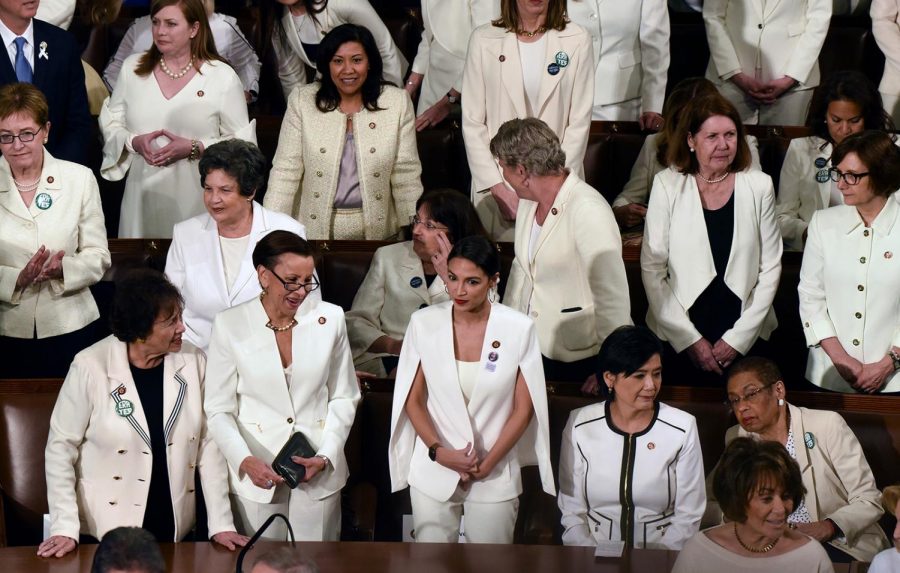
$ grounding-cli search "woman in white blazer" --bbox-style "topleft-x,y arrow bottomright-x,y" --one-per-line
0,83 -> 110,379
776,71 -> 895,251
346,189 -> 487,376
41,270 -> 246,558
204,231 -> 360,540
559,326 -> 706,549
165,140 -> 318,352
799,131 -> 900,393
711,357 -> 890,562
703,0 -> 832,126
264,25 -> 422,240
404,0 -> 499,130
389,236 -> 554,544
494,118 -> 632,384
641,93 -> 782,385
613,77 -> 762,229
259,0 -> 407,100
873,0 -> 900,125
567,0 -> 669,126
462,0 -> 594,241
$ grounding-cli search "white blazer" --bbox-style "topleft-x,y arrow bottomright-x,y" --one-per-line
872,0 -> 900,97
798,199 -> 900,392
272,0 -> 408,99
567,0 -> 670,115
35,0 -> 74,29
411,0 -> 499,113
641,168 -> 782,354
505,172 -> 632,362
45,336 -> 234,541
345,241 -> 449,375
462,23 -> 594,240
703,0 -> 832,88
165,202 -> 318,352
204,297 -> 361,503
388,302 -> 555,503
776,136 -> 837,251
0,151 -> 110,339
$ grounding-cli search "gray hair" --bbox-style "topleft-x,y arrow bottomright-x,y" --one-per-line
489,118 -> 567,176
251,548 -> 318,573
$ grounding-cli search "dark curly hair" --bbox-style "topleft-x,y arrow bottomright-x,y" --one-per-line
416,189 -> 488,244
110,269 -> 183,343
808,70 -> 894,145
199,139 -> 267,198
315,24 -> 386,113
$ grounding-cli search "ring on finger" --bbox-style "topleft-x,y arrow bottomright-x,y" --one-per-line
265,479 -> 274,488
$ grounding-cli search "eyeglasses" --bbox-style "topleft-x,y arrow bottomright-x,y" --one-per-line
0,126 -> 43,145
410,215 -> 448,232
724,382 -> 776,409
268,269 -> 320,292
829,168 -> 870,186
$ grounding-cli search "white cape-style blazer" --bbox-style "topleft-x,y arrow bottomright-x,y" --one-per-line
388,302 -> 555,503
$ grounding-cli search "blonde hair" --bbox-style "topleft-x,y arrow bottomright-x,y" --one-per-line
883,484 -> 900,515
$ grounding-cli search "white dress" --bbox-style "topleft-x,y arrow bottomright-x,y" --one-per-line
99,54 -> 256,238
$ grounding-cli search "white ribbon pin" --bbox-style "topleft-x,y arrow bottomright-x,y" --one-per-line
38,41 -> 48,60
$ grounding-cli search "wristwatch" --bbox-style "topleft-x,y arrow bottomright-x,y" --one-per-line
428,443 -> 441,462
446,91 -> 460,105
889,349 -> 900,371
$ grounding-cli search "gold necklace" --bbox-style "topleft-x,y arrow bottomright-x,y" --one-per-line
159,56 -> 194,79
265,318 -> 297,332
516,25 -> 546,37
734,523 -> 779,553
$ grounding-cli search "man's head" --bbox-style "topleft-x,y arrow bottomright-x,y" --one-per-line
91,527 -> 164,573
250,547 -> 318,573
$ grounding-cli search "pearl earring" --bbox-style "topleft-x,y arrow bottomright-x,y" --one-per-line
778,398 -> 785,406
689,147 -> 695,153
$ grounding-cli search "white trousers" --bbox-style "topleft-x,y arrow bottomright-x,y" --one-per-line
591,98 -> 642,121
410,486 -> 519,544
717,80 -> 814,126
230,488 -> 341,541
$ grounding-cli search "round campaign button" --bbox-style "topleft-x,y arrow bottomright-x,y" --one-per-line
35,192 -> 52,210
814,157 -> 827,169
410,276 -> 423,288
554,51 -> 569,67
815,169 -> 830,183
547,63 -> 560,76
115,400 -> 134,417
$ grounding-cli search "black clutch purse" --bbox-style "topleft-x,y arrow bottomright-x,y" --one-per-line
271,432 -> 317,489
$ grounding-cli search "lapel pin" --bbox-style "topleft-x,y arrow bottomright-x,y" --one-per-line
814,157 -> 827,169
551,207 -> 558,215
38,41 -> 48,60
117,387 -> 126,395
815,169 -> 830,183
499,55 -> 506,62
492,340 -> 500,348
409,276 -> 423,288
115,399 -> 134,417
369,122 -> 376,129
34,192 -> 52,210
647,442 -> 656,450
488,351 -> 498,362
318,316 -> 326,324
46,176 -> 54,184
197,90 -> 205,97
554,51 -> 569,67
804,432 -> 816,449
886,251 -> 893,259
547,63 -> 560,76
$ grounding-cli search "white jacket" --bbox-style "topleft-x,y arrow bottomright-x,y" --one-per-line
872,0 -> 900,97
776,136 -> 837,251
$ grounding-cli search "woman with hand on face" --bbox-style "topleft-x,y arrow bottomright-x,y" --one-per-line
41,270 -> 247,558
674,438 -> 834,573
204,231 -> 360,540
100,0 -> 256,239
0,83 -> 110,379
559,326 -> 706,549
641,93 -> 782,385
777,71 -> 895,251
165,139 -> 317,353
712,357 -> 889,563
389,236 -> 554,544
346,189 -> 488,377
799,130 -> 900,394
264,24 -> 422,240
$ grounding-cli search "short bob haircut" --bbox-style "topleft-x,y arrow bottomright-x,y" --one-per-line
251,547 -> 319,573
490,118 -> 567,177
315,24 -> 385,113
110,269 -> 183,344
726,356 -> 783,389
198,139 -> 267,198
667,93 -> 752,174
712,437 -> 806,524
134,0 -> 222,77
808,70 -> 894,144
253,230 -> 316,271
655,77 -> 718,167
882,484 -> 900,515
448,235 -> 500,279
493,0 -> 568,32
596,325 -> 663,380
831,130 -> 900,198
416,189 -> 488,244
0,82 -> 49,126
91,527 -> 164,573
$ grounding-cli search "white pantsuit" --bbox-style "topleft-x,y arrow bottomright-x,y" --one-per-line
798,199 -> 900,393
641,168 -> 782,354
388,302 -> 555,543
44,336 -> 235,541
345,241 -> 449,375
165,202 -> 316,352
703,0 -> 832,125
462,23 -> 594,241
204,297 -> 360,540
568,0 -> 670,120
776,136 -> 838,251
872,0 -> 900,125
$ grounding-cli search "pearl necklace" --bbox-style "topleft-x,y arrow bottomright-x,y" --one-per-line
734,523 -> 779,554
516,26 -> 546,37
159,56 -> 194,80
14,176 -> 40,193
265,318 -> 297,332
695,171 -> 730,184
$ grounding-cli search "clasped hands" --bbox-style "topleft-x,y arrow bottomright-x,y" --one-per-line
433,442 -> 494,487
833,354 -> 892,394
240,454 -> 327,491
686,338 -> 739,375
731,73 -> 798,105
132,129 -> 194,168
16,245 -> 64,290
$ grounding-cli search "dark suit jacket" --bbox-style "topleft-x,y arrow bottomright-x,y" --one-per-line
0,19 -> 91,166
